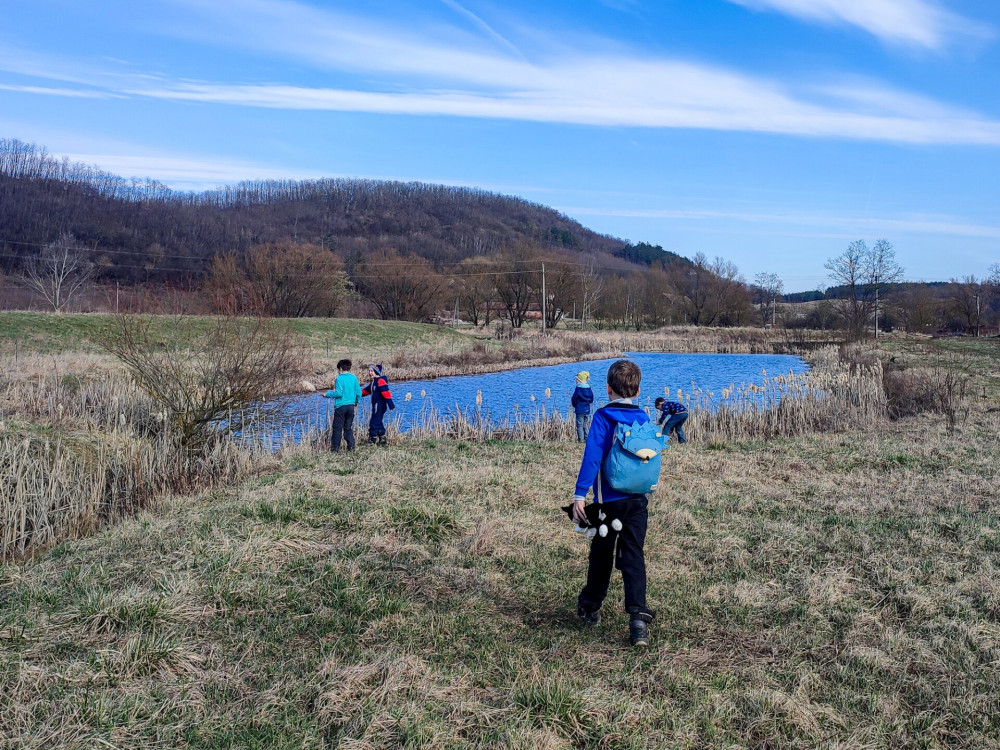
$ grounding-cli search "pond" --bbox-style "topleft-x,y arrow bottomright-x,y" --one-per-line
273,352 -> 808,441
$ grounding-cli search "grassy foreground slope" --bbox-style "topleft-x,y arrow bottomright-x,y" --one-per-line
3,409 -> 1000,748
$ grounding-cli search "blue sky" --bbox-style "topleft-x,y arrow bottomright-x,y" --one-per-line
1,0 -> 998,291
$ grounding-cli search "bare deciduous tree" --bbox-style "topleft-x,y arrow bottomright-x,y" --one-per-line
754,271 -> 784,327
205,242 -> 349,317
455,256 -> 497,326
353,248 -> 447,321
946,276 -> 986,335
536,258 -> 581,330
825,239 -> 904,340
19,233 -> 93,311
579,260 -> 603,326
494,245 -> 537,328
896,284 -> 940,333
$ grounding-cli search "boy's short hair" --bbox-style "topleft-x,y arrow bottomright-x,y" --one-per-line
654,397 -> 665,408
607,359 -> 641,398
336,359 -> 352,371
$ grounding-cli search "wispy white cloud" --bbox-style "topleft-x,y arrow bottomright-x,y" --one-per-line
726,0 -> 992,50
0,83 -> 120,99
121,68 -> 1000,145
5,0 -> 1000,145
562,205 -> 1000,239
438,0 -> 524,58
60,152 -> 327,191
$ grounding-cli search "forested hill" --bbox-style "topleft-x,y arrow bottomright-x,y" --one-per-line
0,138 -> 691,282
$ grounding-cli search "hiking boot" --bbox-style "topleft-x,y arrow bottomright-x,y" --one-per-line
577,607 -> 601,627
626,607 -> 655,647
629,619 -> 650,647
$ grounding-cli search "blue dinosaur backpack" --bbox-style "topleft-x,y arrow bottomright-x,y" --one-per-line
600,420 -> 668,497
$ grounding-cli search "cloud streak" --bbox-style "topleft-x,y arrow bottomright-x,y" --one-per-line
122,67 -> 1000,145
562,205 -> 1000,239
5,0 -> 1000,145
726,0 -> 991,50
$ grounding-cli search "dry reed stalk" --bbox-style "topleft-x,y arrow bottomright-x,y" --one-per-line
0,363 -> 275,559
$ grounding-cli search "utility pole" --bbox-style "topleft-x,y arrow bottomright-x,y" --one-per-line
976,294 -> 981,337
874,283 -> 879,340
541,262 -> 546,333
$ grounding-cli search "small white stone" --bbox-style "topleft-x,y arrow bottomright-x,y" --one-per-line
611,519 -> 623,531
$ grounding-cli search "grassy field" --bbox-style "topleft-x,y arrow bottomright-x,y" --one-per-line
3,325 -> 999,747
0,311 -> 472,357
3,402 -> 1000,747
878,334 -> 1000,401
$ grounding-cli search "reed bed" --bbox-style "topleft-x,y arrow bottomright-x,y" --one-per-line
314,345 -> 887,446
0,369 -> 274,559
689,346 -> 889,442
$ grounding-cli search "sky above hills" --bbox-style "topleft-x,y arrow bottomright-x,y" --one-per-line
1,0 -> 998,291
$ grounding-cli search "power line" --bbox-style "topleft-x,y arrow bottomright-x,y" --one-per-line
0,240 -> 657,279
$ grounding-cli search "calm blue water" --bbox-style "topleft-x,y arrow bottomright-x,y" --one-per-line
276,352 -> 808,439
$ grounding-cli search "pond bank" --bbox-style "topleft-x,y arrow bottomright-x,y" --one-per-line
298,326 -> 839,394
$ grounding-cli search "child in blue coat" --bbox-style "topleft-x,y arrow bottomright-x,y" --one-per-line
655,397 -> 688,444
570,370 -> 594,443
362,363 -> 395,446
569,360 -> 656,647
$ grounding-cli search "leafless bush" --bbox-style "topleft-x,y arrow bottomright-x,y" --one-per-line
883,367 -> 969,432
0,368 -> 276,558
101,313 -> 307,449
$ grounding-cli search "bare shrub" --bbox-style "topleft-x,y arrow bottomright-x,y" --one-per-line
0,367 -> 276,558
101,314 -> 306,449
883,367 -> 970,432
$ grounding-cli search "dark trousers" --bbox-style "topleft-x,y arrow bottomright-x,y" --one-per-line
368,401 -> 388,441
662,413 -> 688,443
578,495 -> 649,614
331,405 -> 356,452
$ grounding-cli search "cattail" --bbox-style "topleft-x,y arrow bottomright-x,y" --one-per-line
530,395 -> 536,402
421,390 -> 426,398
476,390 -> 483,407
545,388 -> 551,398
405,392 -> 412,402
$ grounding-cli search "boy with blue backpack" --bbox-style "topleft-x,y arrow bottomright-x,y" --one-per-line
567,359 -> 664,647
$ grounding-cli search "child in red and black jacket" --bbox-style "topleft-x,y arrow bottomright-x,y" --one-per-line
362,363 -> 395,445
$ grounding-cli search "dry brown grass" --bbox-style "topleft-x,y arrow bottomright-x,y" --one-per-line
2,405 -> 999,747
0,368 -> 274,560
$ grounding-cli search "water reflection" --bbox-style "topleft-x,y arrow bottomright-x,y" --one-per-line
271,352 -> 808,443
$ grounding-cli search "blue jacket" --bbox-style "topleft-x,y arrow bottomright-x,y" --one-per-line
570,384 -> 594,415
573,402 -> 650,503
362,374 -> 395,410
323,372 -> 362,408
657,400 -> 687,424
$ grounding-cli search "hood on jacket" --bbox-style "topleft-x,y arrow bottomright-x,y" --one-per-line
599,402 -> 648,426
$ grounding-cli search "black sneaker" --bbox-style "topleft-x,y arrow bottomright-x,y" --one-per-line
577,607 -> 601,627
629,619 -> 650,647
